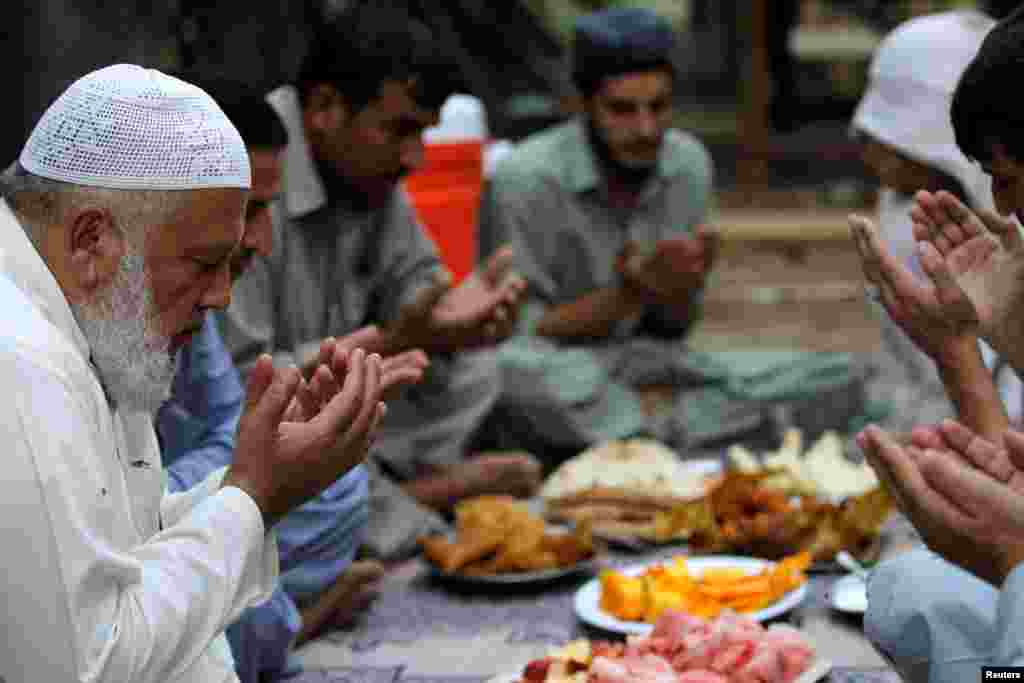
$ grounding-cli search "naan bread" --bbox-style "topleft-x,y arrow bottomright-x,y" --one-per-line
539,439 -> 710,502
726,429 -> 878,501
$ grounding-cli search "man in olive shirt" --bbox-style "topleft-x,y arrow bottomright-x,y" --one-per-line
479,7 -> 718,460
221,4 -> 537,558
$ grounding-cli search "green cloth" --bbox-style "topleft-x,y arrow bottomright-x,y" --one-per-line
691,350 -> 858,402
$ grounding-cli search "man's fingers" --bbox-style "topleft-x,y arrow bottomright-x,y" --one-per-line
849,214 -> 912,313
367,401 -> 387,441
1003,430 -> 1024,473
379,349 -> 427,396
381,365 -> 424,398
351,353 -> 382,436
381,349 -> 429,374
938,419 -> 1013,481
911,201 -> 940,245
861,214 -> 928,301
915,449 -> 984,528
917,242 -> 975,319
945,235 -> 998,276
334,326 -> 384,356
318,337 -> 337,367
315,348 -> 367,438
482,244 -> 515,285
913,190 -> 956,255
244,354 -> 275,411
292,374 -> 320,421
910,424 -> 945,450
858,426 -> 912,511
312,364 -> 340,406
258,365 -> 303,429
416,271 -> 453,315
978,207 -> 1023,251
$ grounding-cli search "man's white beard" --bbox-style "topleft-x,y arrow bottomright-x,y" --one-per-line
71,244 -> 177,414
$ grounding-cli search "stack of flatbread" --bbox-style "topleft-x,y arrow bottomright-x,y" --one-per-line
541,439 -> 717,542
727,428 -> 879,501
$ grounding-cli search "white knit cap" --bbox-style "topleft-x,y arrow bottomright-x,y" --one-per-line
852,11 -> 995,209
19,64 -> 251,191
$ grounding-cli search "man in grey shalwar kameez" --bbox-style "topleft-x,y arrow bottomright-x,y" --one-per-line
220,4 -> 537,558
478,8 -> 721,461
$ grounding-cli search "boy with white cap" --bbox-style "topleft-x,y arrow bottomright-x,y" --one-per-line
0,64 -> 387,683
849,8 -> 1024,432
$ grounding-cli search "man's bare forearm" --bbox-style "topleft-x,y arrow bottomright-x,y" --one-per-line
535,285 -> 645,340
935,335 -> 1009,442
402,473 -> 467,511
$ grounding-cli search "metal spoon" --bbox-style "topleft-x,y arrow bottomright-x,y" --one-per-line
836,550 -> 871,582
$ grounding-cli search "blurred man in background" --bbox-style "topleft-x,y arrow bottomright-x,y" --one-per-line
220,3 -> 538,559
478,6 -> 718,462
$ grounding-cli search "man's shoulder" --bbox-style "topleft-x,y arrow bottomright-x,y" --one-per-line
661,129 -> 713,182
490,120 -> 580,188
0,277 -> 90,392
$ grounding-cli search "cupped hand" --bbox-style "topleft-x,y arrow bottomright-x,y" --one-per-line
857,423 -> 1024,586
224,351 -> 385,526
618,226 -> 717,303
849,212 -> 982,361
433,245 -> 526,347
910,190 -> 1024,356
385,246 -> 526,353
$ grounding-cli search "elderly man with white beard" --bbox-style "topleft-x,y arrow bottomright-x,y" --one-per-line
0,64 -> 387,683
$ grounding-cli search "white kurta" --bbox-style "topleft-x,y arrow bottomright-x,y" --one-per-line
0,199 -> 279,683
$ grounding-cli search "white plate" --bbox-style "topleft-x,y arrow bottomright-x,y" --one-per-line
573,555 -> 808,636
829,573 -> 868,614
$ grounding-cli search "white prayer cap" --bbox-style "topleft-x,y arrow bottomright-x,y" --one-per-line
852,11 -> 995,209
18,64 -> 251,191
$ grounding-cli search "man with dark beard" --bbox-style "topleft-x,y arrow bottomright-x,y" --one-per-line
478,7 -> 718,461
219,3 -> 538,558
0,64 -> 387,683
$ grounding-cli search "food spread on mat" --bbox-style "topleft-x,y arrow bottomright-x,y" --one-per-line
542,430 -> 892,562
542,439 -> 719,542
419,495 -> 596,576
649,429 -> 892,562
516,609 -> 817,683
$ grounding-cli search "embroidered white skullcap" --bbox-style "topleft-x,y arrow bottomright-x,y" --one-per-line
852,11 -> 995,209
19,64 -> 251,191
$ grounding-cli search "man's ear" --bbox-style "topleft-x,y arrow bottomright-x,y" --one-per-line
305,83 -> 348,133
66,207 -> 123,297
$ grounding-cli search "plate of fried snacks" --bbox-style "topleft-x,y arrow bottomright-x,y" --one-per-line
491,603 -> 831,683
419,495 -> 600,585
575,552 -> 810,636
639,430 -> 894,565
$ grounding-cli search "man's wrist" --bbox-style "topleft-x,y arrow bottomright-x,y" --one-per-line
996,544 -> 1024,586
933,334 -> 980,369
221,468 -> 275,529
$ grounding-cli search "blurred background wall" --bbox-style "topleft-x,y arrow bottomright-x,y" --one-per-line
5,0 -> 991,197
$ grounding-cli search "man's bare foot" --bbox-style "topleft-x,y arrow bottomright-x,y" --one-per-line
403,451 -> 542,510
459,451 -> 542,499
295,560 -> 385,646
